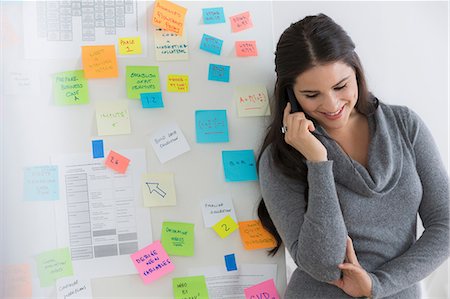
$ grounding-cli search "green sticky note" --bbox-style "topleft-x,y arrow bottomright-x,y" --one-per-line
126,66 -> 161,99
53,70 -> 89,105
36,248 -> 73,287
173,275 -> 209,299
161,222 -> 194,256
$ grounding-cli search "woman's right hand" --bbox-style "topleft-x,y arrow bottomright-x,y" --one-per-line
283,102 -> 328,162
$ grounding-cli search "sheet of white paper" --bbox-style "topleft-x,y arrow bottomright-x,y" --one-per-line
22,1 -> 149,59
201,194 -> 238,228
56,276 -> 92,299
188,264 -> 277,299
150,122 -> 191,164
54,148 -> 152,279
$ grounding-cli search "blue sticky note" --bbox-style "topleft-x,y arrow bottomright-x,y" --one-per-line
222,150 -> 258,182
195,110 -> 229,143
92,139 -> 104,158
141,92 -> 164,108
224,254 -> 237,271
24,166 -> 59,201
202,7 -> 225,24
208,64 -> 230,83
200,34 -> 223,55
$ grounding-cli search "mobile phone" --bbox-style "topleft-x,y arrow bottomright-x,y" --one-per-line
286,88 -> 301,113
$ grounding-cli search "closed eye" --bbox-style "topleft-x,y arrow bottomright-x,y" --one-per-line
334,84 -> 347,90
304,93 -> 318,99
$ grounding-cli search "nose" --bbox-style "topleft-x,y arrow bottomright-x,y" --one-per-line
322,93 -> 340,112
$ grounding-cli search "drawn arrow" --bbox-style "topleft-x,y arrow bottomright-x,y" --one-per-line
146,182 -> 167,198
74,96 -> 79,101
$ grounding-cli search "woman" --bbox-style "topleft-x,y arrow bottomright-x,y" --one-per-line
257,13 -> 449,298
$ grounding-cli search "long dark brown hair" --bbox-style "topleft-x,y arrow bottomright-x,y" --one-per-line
257,14 -> 378,256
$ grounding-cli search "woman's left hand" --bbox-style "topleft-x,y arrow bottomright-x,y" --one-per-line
330,236 -> 373,298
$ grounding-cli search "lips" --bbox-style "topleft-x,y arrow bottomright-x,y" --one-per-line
320,105 -> 345,120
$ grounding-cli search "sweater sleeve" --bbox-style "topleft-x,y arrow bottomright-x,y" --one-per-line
258,149 -> 348,282
369,109 -> 450,298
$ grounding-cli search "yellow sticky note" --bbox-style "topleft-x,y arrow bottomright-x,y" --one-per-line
95,101 -> 131,136
212,215 -> 239,239
119,37 -> 142,55
235,85 -> 271,117
142,173 -> 176,207
167,75 -> 189,92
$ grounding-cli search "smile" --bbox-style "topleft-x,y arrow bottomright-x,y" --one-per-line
320,105 -> 345,119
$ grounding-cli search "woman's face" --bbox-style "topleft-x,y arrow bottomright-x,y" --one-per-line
292,61 -> 359,133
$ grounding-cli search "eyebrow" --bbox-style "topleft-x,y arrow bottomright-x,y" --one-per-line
299,76 -> 350,93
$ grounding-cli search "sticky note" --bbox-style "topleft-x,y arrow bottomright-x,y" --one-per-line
142,173 -> 177,207
212,215 -> 239,238
36,248 -> 73,287
161,222 -> 195,256
208,64 -> 230,83
126,66 -> 161,99
81,45 -> 118,78
3,264 -> 32,299
130,240 -> 175,284
95,101 -> 131,136
119,36 -> 142,55
173,276 -> 209,299
200,34 -> 223,55
230,11 -> 253,33
150,122 -> 191,164
239,220 -> 277,250
224,254 -> 237,271
141,92 -> 164,108
201,194 -> 237,228
235,85 -> 270,117
24,165 -> 59,201
222,150 -> 258,182
244,279 -> 280,299
53,70 -> 89,105
235,41 -> 258,57
195,110 -> 229,143
105,150 -> 130,174
202,7 -> 225,24
56,276 -> 92,299
167,74 -> 189,92
92,140 -> 104,158
152,0 -> 187,35
154,27 -> 189,61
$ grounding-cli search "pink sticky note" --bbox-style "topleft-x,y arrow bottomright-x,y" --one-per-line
105,150 -> 130,174
230,11 -> 253,33
130,240 -> 175,284
244,279 -> 280,299
235,41 -> 258,57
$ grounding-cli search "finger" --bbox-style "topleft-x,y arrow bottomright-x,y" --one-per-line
338,262 -> 361,272
283,102 -> 291,126
329,279 -> 343,289
346,236 -> 360,266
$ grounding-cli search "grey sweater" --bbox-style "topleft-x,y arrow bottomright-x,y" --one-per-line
259,103 -> 449,298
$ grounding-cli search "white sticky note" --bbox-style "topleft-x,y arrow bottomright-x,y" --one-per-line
201,194 -> 237,228
56,276 -> 92,299
142,173 -> 177,207
154,27 -> 189,61
95,101 -> 131,136
150,122 -> 190,164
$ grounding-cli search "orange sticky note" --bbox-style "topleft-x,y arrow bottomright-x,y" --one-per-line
152,0 -> 187,35
212,215 -> 239,238
235,41 -> 258,57
239,220 -> 277,250
105,150 -> 130,174
4,264 -> 32,298
81,45 -> 119,78
230,11 -> 253,33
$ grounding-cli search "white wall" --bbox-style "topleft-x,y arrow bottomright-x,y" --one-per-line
271,1 -> 449,298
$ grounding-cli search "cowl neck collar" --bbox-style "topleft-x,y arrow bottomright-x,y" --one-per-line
312,104 -> 403,197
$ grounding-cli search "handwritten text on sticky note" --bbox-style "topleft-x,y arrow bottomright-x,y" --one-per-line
230,11 -> 253,32
126,66 -> 161,99
131,240 -> 175,284
96,101 -> 131,136
202,7 -> 225,24
141,92 -> 164,108
24,165 -> 59,201
105,150 -> 130,174
119,36 -> 142,55
167,74 -> 189,92
244,279 -> 280,299
36,248 -> 73,287
150,122 -> 191,164
235,85 -> 270,117
152,0 -> 187,35
53,70 -> 89,105
173,276 -> 209,299
208,64 -> 230,83
212,215 -> 239,239
200,34 -> 223,55
195,110 -> 229,143
154,27 -> 189,61
222,150 -> 258,182
239,220 -> 277,250
235,41 -> 258,57
81,45 -> 118,78
161,222 -> 195,256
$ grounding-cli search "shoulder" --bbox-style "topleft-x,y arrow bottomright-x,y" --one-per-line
258,145 -> 274,174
